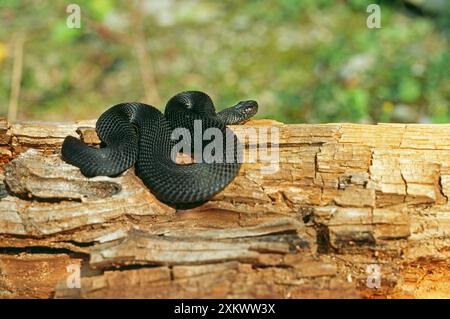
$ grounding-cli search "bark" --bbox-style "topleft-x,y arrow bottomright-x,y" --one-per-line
0,118 -> 449,299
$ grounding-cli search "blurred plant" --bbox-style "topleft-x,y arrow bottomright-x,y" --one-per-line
0,0 -> 448,123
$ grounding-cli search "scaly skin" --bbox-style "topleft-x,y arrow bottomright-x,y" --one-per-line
61,91 -> 258,206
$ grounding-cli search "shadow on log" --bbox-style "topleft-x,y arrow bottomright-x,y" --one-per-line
0,118 -> 449,298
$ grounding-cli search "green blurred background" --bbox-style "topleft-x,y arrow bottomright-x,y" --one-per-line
0,0 -> 449,123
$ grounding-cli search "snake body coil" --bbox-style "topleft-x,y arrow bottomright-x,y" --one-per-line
61,91 -> 257,205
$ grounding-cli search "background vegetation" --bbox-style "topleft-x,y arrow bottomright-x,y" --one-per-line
0,0 -> 449,123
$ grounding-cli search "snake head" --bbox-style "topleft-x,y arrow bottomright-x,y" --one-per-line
234,100 -> 258,120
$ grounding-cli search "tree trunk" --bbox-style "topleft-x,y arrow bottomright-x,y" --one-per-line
0,118 -> 449,298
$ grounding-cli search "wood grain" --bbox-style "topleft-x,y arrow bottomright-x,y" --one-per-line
0,118 -> 449,298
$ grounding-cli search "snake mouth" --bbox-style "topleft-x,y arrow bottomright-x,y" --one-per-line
234,100 -> 258,119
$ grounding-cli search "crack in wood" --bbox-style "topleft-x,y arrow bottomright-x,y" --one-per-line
1,119 -> 450,298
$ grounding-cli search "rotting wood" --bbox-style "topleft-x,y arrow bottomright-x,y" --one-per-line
0,118 -> 449,298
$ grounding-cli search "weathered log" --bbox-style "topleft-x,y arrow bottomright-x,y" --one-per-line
0,118 -> 449,298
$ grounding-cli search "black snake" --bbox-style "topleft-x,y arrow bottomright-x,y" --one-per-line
61,91 -> 258,205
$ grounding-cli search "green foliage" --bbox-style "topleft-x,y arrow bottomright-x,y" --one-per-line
51,22 -> 82,43
397,78 -> 421,103
341,89 -> 370,122
0,0 -> 449,123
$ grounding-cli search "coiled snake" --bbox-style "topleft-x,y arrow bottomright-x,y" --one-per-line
61,91 -> 258,205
